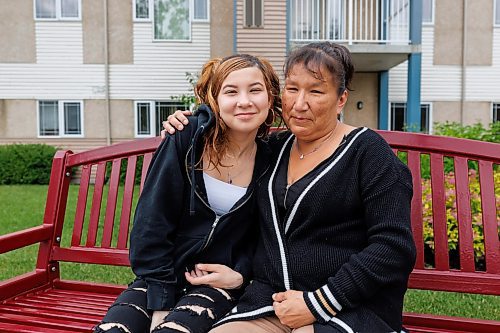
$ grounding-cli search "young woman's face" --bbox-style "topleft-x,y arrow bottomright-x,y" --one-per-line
282,63 -> 347,140
217,67 -> 271,136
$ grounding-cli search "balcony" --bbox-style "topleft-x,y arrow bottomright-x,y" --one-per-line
289,0 -> 419,71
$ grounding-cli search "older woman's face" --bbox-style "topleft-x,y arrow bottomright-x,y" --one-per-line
282,63 -> 347,140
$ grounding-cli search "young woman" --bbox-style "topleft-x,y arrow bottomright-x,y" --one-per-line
94,54 -> 281,333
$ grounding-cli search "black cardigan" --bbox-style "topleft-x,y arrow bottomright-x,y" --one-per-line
129,105 -> 271,311
216,128 -> 416,332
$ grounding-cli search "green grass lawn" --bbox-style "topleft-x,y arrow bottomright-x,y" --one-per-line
1,185 -> 499,320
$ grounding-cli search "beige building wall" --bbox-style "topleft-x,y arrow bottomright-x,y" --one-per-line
108,0 -> 133,64
211,0 -> 233,58
110,100 -> 134,139
82,0 -> 105,64
432,102 -> 462,124
462,102 -> 491,125
344,73 -> 378,129
82,0 -> 133,64
465,0 -> 493,65
0,0 -> 35,63
0,100 -> 37,139
434,0 -> 463,65
434,0 -> 493,66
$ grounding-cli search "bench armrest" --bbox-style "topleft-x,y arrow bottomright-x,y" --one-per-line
0,225 -> 54,254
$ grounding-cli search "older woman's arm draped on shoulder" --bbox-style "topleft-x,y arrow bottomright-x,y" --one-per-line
301,133 -> 417,324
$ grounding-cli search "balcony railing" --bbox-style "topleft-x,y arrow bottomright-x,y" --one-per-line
290,0 -> 410,45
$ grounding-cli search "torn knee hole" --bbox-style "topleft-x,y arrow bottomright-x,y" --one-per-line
95,322 -> 132,333
176,305 -> 215,319
153,321 -> 191,333
213,288 -> 232,301
185,293 -> 215,302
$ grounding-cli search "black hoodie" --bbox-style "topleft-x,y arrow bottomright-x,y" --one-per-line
129,104 -> 271,311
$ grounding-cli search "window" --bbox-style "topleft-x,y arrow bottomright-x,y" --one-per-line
495,0 -> 500,26
135,101 -> 190,137
135,1 -> 208,24
193,0 -> 209,21
35,0 -> 80,20
38,101 -> 83,137
422,0 -> 434,24
390,102 -> 432,133
154,0 -> 190,40
493,103 -> 500,122
244,0 -> 263,28
134,0 -> 150,20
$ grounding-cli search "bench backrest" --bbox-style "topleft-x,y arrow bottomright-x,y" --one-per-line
43,131 -> 499,295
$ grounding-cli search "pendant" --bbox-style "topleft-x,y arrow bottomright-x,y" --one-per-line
299,154 -> 304,160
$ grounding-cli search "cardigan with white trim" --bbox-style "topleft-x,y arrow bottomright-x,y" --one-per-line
216,128 -> 416,332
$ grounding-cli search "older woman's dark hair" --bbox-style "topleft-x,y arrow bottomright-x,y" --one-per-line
284,42 -> 354,95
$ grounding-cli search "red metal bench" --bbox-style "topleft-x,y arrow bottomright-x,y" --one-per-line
1,131 -> 499,333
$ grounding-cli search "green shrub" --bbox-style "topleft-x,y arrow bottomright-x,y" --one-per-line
0,144 -> 58,185
433,122 -> 500,143
421,170 -> 500,269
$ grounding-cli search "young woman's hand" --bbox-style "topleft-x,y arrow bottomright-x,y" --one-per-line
160,110 -> 193,138
185,263 -> 243,289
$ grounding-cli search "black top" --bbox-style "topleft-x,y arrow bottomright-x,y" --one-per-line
129,105 -> 272,311
215,128 -> 417,333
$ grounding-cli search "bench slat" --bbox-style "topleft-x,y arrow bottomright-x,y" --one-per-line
72,165 -> 91,247
430,153 -> 449,271
454,157 -> 475,272
140,152 -> 154,193
117,155 -> 137,250
102,159 -> 121,248
86,162 -> 106,247
0,312 -> 91,332
478,161 -> 500,274
0,321 -> 79,333
408,150 -> 425,269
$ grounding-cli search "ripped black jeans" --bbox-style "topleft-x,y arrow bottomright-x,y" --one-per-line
94,279 -> 236,333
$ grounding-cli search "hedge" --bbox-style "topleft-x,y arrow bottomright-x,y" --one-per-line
0,144 -> 57,185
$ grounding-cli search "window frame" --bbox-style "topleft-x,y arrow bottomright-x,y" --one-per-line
134,100 -> 192,137
34,0 -> 81,21
152,0 -> 193,42
389,102 -> 432,133
492,102 -> 500,122
134,101 -> 156,138
422,0 -> 434,25
133,0 -> 153,22
495,0 -> 500,27
37,100 -> 84,138
192,0 -> 210,22
243,0 -> 264,28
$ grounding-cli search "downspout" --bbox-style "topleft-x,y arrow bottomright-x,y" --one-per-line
460,0 -> 467,124
104,0 -> 111,146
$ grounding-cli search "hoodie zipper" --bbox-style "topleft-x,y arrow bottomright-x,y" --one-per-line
185,146 -> 269,252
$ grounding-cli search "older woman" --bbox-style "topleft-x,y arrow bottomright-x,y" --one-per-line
164,42 -> 416,333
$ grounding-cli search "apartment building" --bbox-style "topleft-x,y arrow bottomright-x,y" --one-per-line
0,0 -> 233,152
389,0 -> 500,132
2,1 -> 496,152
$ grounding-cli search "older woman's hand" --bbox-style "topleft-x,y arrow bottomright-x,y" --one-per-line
272,290 -> 315,328
160,110 -> 193,138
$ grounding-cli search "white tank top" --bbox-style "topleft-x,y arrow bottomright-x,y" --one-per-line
203,172 -> 247,216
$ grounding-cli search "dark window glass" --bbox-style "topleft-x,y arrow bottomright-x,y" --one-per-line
39,101 -> 59,136
137,103 -> 151,135
64,102 -> 81,135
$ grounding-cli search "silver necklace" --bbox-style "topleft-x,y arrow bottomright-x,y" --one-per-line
295,122 -> 340,160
